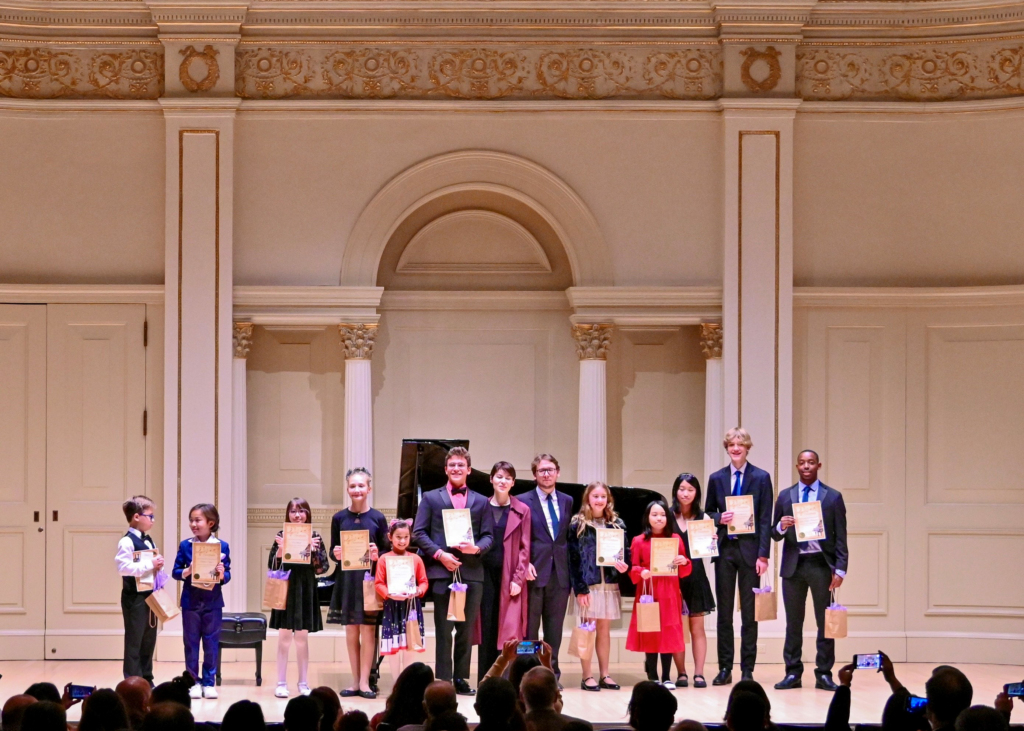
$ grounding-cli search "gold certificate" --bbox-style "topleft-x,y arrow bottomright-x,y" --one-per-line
442,509 -> 474,547
385,555 -> 417,596
340,530 -> 371,571
793,500 -> 826,543
687,519 -> 720,559
191,541 -> 221,590
282,523 -> 313,564
725,495 -> 756,535
134,549 -> 157,592
649,537 -> 679,576
595,528 -> 625,566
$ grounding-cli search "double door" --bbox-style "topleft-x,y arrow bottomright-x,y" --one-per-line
0,304 -> 147,659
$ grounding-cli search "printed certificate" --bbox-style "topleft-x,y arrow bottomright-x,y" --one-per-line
340,530 -> 371,571
386,555 -> 417,596
793,500 -> 826,542
725,495 -> 756,535
282,523 -> 313,564
595,528 -> 625,566
191,541 -> 221,590
686,519 -> 720,559
443,509 -> 474,547
134,549 -> 157,592
649,537 -> 679,575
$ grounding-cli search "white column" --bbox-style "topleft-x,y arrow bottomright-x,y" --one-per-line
340,324 -> 377,505
573,324 -> 612,485
227,323 -> 252,612
701,323 -> 725,486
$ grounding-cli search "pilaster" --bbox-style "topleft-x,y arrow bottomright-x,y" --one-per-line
340,324 -> 377,505
573,324 -> 612,485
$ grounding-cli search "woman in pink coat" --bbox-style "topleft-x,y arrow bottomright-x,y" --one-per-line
477,461 -> 532,683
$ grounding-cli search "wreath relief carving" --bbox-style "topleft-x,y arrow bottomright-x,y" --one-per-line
179,45 -> 220,93
740,46 -> 782,93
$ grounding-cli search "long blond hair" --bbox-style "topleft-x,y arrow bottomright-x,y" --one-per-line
573,481 -> 619,536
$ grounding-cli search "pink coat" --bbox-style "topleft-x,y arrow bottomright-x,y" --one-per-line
496,497 -> 532,648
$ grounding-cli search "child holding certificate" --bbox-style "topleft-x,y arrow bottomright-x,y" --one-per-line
670,473 -> 717,689
172,503 -> 231,699
566,481 -> 630,692
269,498 -> 330,698
374,520 -> 428,679
327,468 -> 390,699
115,495 -> 164,684
626,500 -> 690,690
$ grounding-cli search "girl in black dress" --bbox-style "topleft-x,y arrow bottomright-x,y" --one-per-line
671,473 -> 717,688
269,498 -> 330,698
326,468 -> 390,699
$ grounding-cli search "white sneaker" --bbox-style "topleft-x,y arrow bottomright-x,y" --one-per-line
202,686 -> 218,699
188,685 -> 202,700
275,683 -> 290,698
298,683 -> 311,696
662,680 -> 677,690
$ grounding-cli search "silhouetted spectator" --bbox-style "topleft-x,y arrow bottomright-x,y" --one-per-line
116,677 -> 152,729
285,695 -> 323,731
627,681 -> 677,731
1,694 -> 37,731
475,677 -> 525,731
378,662 -> 434,731
727,691 -> 767,731
311,686 -> 341,731
336,710 -> 371,731
927,667 -> 973,731
20,701 -> 67,731
955,706 -> 1008,731
24,683 -> 61,704
221,699 -> 267,731
141,701 -> 194,731
78,688 -> 130,731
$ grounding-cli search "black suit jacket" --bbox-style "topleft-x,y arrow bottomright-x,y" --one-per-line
412,487 -> 495,582
704,462 -> 774,567
517,487 -> 574,589
771,482 -> 849,579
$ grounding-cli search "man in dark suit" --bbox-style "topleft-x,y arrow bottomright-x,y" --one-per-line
704,427 -> 774,685
517,453 -> 574,679
771,449 -> 848,691
412,446 -> 494,695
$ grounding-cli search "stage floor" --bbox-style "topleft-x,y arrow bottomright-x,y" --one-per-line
3,661 -> 1021,726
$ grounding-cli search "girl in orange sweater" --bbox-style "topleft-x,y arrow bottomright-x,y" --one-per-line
375,519 -> 429,679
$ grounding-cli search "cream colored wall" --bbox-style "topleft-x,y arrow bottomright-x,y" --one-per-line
794,110 -> 1024,287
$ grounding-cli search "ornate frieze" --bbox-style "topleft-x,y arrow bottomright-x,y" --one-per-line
0,46 -> 162,99
572,324 -> 613,361
233,323 -> 254,359
700,323 -> 723,360
235,45 -> 722,100
339,323 -> 378,360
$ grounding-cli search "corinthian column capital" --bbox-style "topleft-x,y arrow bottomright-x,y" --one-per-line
339,323 -> 378,360
572,324 -> 613,361
233,323 -> 254,359
700,323 -> 723,360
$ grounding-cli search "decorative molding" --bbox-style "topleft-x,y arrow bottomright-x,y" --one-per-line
232,285 -> 383,325
232,322 -> 253,359
700,322 -> 723,359
247,506 -> 395,526
793,285 -> 1024,308
567,286 -> 723,326
339,323 -> 378,360
380,290 -> 569,312
0,45 -> 163,100
0,284 -> 164,304
741,46 -> 783,93
572,323 -> 613,360
178,45 -> 220,93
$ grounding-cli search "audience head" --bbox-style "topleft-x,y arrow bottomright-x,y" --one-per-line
1,694 -> 37,731
78,688 -> 130,731
20,701 -> 67,731
882,692 -> 931,731
142,701 -> 194,731
24,682 -> 61,704
423,680 -> 458,719
520,667 -> 559,713
383,661 -> 434,728
509,654 -> 542,695
284,695 -> 322,731
334,709 -> 370,731
926,666 -> 974,729
727,691 -> 768,731
955,706 -> 1008,731
627,680 -> 678,731
221,699 -> 266,731
424,710 -> 469,731
475,677 -> 523,730
116,676 -> 152,729
725,681 -> 772,725
674,722 -> 710,731
310,687 -> 340,731
150,673 -> 194,709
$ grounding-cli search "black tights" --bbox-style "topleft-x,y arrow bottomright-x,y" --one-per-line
645,653 -> 673,682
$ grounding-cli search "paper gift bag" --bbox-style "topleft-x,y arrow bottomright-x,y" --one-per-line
825,591 -> 848,639
145,571 -> 181,623
447,569 -> 467,622
264,565 -> 290,611
753,578 -> 777,622
636,578 -> 661,633
363,571 -> 383,612
406,600 -> 425,652
567,611 -> 596,660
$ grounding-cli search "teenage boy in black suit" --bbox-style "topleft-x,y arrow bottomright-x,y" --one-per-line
772,449 -> 849,691
704,428 -> 774,685
412,446 -> 494,695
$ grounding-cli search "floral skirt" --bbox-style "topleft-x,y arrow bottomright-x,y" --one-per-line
379,597 -> 426,656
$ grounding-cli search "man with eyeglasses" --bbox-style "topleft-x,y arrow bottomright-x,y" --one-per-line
518,454 -> 574,681
115,495 -> 164,684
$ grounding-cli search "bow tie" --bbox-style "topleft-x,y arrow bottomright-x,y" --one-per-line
141,534 -> 152,543
450,487 -> 467,496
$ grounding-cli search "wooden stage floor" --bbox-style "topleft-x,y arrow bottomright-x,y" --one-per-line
3,661 -> 1021,726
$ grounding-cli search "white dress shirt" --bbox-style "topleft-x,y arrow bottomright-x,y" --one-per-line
115,526 -> 156,577
778,480 -> 846,577
536,486 -> 561,539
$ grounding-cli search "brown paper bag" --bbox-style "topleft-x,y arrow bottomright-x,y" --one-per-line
145,583 -> 180,623
363,571 -> 383,612
406,600 -> 425,652
567,612 -> 596,660
825,591 -> 847,639
753,577 -> 777,622
446,569 -> 467,622
636,578 -> 661,633
264,574 -> 289,611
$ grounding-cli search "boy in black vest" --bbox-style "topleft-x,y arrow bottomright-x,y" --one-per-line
115,495 -> 165,684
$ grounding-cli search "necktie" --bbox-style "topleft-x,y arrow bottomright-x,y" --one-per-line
546,494 -> 560,537
802,485 -> 811,503
732,470 -> 743,497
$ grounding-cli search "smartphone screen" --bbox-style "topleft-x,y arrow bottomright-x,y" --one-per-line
906,695 -> 928,714
854,653 -> 882,670
516,641 -> 539,655
69,685 -> 95,700
1005,682 -> 1024,698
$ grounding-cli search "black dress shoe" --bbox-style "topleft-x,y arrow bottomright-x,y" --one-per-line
774,674 -> 802,690
712,670 -> 732,686
339,689 -> 359,698
741,672 -> 754,682
599,676 -> 621,690
581,678 -> 600,692
815,676 -> 839,691
453,679 -> 475,696
358,689 -> 377,699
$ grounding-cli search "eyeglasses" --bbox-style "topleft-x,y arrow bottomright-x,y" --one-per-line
537,468 -> 557,474
142,513 -> 155,520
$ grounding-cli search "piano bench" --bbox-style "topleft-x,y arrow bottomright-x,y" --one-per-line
216,612 -> 268,686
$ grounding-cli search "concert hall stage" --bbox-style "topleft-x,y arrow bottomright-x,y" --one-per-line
3,660 -> 1020,726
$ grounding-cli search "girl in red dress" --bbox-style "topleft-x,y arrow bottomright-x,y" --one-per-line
626,500 -> 692,689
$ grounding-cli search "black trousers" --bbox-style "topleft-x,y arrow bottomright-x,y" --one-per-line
527,581 -> 570,677
121,592 -> 156,681
782,553 -> 835,678
478,562 -> 504,683
714,540 -> 760,674
431,578 -> 483,682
